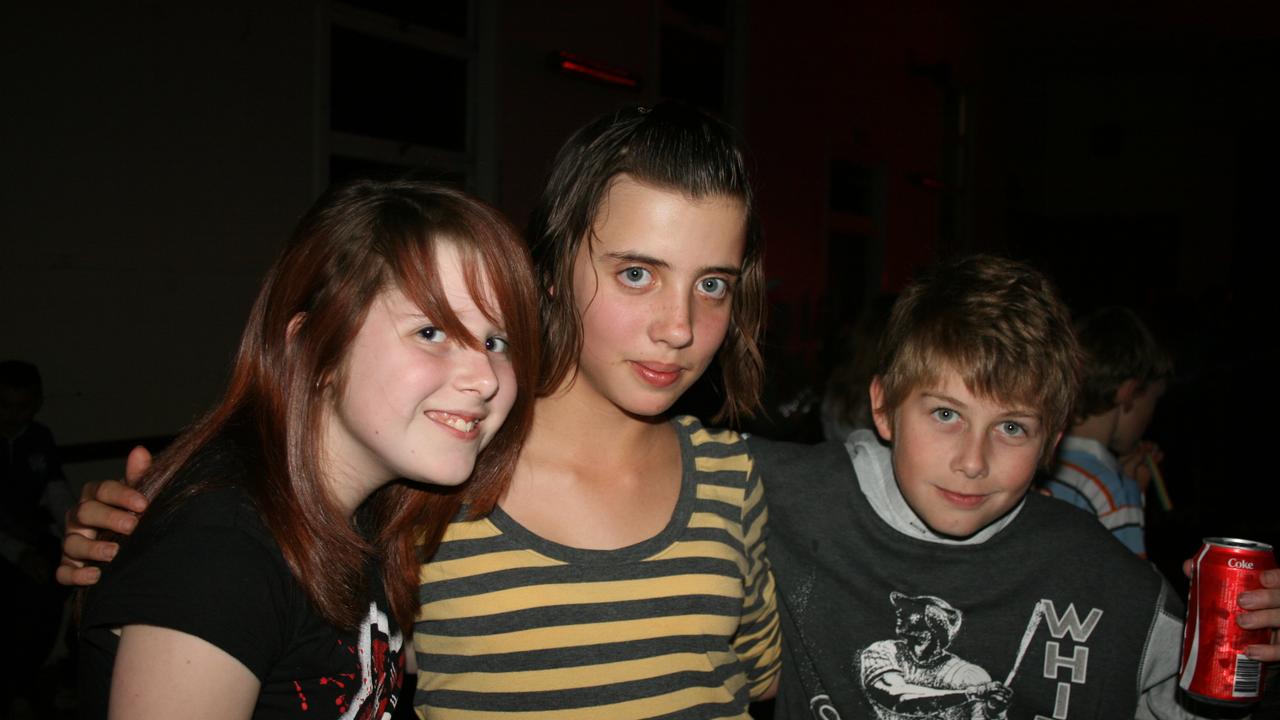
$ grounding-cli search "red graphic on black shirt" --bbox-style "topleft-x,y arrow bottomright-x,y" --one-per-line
293,602 -> 404,719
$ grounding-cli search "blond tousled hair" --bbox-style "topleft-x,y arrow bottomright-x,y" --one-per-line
874,254 -> 1082,464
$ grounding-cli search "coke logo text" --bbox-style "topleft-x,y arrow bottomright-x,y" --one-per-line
1227,558 -> 1255,570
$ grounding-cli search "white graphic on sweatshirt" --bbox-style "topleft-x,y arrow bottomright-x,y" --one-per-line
858,592 -> 1010,720
1033,600 -> 1102,720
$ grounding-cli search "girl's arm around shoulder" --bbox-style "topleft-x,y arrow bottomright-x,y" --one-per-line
110,624 -> 259,720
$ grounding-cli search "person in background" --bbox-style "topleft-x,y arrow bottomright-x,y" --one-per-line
820,295 -> 896,442
1,359 -> 74,719
1043,306 -> 1172,557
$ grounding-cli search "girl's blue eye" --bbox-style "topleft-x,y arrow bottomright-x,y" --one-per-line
485,336 -> 509,353
619,267 -> 653,288
418,326 -> 447,343
932,408 -> 958,423
699,277 -> 730,299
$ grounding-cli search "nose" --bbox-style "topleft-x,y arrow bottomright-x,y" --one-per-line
649,289 -> 694,349
453,346 -> 500,400
951,430 -> 989,479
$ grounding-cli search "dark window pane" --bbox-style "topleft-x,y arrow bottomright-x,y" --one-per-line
659,25 -> 724,113
827,231 -> 870,320
331,27 -> 468,150
830,161 -> 875,216
341,0 -> 468,37
667,0 -> 728,30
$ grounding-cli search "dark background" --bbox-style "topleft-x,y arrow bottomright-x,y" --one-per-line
3,0 -> 1274,592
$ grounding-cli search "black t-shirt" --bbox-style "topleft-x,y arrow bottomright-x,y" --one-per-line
79,441 -> 404,719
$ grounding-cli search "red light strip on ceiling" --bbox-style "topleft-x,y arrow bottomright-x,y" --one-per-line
555,51 -> 639,88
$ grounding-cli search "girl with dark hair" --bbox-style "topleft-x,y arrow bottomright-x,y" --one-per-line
407,102 -> 780,717
76,180 -> 539,719
65,103 -> 780,719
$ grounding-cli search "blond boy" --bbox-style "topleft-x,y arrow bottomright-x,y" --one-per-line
755,256 -> 1247,719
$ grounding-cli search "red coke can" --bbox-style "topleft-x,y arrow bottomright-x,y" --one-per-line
1179,537 -> 1276,704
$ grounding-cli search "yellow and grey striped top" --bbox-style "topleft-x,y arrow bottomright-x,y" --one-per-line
413,416 -> 781,719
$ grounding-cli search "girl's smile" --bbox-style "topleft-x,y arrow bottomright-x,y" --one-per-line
323,242 -> 517,511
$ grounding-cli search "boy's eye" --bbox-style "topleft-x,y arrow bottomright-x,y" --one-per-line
999,421 -> 1026,438
931,408 -> 958,423
698,277 -> 730,299
618,267 -> 653,288
485,336 -> 509,354
418,326 -> 447,343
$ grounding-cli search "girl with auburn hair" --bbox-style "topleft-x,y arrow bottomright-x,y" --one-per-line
66,103 -> 780,719
77,180 -> 539,719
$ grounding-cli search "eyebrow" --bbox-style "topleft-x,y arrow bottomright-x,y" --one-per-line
602,251 -> 742,277
921,392 -> 1040,420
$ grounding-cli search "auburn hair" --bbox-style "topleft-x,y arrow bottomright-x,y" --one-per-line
110,180 -> 539,632
526,102 -> 766,425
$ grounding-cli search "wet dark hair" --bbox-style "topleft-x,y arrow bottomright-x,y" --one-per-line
527,102 -> 765,424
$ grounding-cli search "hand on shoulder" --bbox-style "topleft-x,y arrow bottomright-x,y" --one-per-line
56,447 -> 152,587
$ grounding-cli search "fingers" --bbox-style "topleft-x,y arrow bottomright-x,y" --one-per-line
79,497 -> 141,535
95,479 -> 149,515
57,459 -> 150,588
57,530 -> 114,587
79,479 -> 101,503
1244,631 -> 1280,663
1182,558 -> 1194,579
1131,463 -> 1153,493
1238,570 -> 1280,661
64,529 -> 120,564
55,561 -> 102,587
1236,571 -> 1279,611
1119,451 -> 1148,482
59,493 -> 128,586
125,445 -> 153,485
1261,568 -> 1280,589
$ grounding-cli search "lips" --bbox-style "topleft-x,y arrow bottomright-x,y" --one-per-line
629,360 -> 683,388
424,410 -> 484,438
937,487 -> 988,508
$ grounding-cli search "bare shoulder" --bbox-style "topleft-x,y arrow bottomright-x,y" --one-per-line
111,625 -> 259,720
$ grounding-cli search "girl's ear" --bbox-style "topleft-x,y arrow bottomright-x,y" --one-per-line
287,313 -> 332,391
